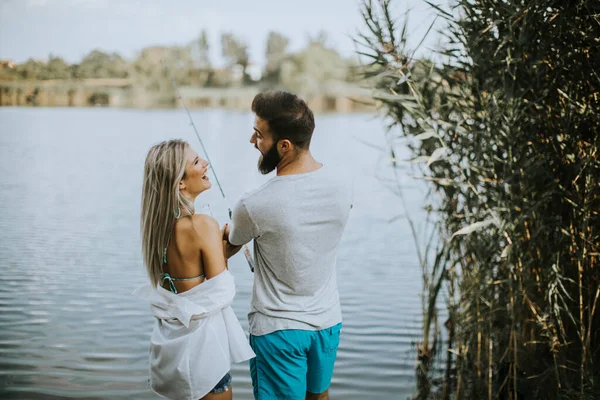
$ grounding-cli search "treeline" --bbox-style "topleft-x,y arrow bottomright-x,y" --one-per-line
0,30 -> 360,93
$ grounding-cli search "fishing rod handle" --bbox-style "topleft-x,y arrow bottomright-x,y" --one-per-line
242,245 -> 255,273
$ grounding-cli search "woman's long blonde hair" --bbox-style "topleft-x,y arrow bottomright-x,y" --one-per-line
141,140 -> 195,287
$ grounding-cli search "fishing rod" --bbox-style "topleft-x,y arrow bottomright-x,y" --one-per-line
160,59 -> 255,273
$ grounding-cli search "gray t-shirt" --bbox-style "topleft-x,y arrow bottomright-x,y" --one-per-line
229,164 -> 352,336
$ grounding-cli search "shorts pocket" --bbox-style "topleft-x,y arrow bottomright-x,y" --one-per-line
323,324 -> 341,354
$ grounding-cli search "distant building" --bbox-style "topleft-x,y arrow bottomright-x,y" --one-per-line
0,60 -> 16,69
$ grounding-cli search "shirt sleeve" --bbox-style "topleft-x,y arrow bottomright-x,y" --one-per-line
229,199 -> 259,246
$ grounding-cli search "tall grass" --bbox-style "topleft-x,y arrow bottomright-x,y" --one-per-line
356,0 -> 600,398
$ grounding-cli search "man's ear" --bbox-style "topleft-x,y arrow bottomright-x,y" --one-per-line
279,139 -> 293,153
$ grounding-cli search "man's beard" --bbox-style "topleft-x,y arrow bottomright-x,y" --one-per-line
258,142 -> 281,175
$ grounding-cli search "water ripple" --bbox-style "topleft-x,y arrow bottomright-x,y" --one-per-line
0,108 -> 428,399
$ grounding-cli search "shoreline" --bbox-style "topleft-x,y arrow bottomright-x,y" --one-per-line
0,104 -> 375,115
0,79 -> 375,113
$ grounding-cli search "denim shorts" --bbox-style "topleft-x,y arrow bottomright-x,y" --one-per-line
210,372 -> 232,394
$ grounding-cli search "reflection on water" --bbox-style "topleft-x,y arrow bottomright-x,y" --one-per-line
0,108 -> 427,399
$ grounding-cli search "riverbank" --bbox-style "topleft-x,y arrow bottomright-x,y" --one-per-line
0,79 -> 375,113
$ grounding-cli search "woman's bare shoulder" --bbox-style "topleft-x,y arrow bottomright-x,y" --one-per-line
190,214 -> 219,231
176,214 -> 219,244
174,214 -> 217,239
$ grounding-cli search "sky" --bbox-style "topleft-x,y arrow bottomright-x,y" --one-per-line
0,0 -> 448,67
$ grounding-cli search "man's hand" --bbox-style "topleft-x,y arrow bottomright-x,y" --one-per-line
221,223 -> 243,259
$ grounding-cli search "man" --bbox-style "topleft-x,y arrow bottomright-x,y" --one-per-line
222,90 -> 353,400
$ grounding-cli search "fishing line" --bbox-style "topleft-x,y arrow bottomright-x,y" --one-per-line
160,59 -> 255,273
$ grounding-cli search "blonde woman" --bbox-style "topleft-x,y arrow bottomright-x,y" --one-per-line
134,139 -> 255,400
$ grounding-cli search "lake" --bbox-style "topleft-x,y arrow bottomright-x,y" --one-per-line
0,107 -> 429,399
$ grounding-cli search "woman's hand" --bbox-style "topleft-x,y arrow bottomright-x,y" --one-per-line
221,223 -> 243,259
221,223 -> 231,241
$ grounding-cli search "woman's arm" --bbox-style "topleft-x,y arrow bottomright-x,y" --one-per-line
221,223 -> 243,259
192,214 -> 228,279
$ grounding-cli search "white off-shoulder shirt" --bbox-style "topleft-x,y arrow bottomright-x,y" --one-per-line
133,270 -> 255,400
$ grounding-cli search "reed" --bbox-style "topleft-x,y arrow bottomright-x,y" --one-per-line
356,0 -> 600,398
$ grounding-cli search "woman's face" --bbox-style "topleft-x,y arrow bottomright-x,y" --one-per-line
179,148 -> 211,198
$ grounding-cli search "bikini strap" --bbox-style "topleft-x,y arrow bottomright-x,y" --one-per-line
159,272 -> 206,294
160,273 -> 178,294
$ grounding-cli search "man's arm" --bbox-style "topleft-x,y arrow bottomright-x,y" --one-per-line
221,199 -> 259,259
229,199 -> 259,245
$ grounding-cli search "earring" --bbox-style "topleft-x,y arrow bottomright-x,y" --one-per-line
175,207 -> 181,219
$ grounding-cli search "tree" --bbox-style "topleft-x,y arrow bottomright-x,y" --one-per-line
15,59 -> 45,80
264,31 -> 289,81
277,39 -> 349,95
188,30 -> 213,86
132,45 -> 193,97
40,55 -> 71,80
78,50 -> 129,79
190,30 -> 211,70
221,33 -> 249,84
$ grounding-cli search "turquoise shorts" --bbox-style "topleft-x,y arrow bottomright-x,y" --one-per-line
249,323 -> 342,400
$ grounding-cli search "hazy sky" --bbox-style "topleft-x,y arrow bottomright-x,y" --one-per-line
0,0 -> 448,67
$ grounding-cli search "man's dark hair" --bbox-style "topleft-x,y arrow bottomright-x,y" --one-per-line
251,90 -> 315,149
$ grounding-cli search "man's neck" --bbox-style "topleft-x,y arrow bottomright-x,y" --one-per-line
276,151 -> 322,176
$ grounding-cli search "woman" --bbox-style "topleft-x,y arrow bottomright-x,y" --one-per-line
134,139 -> 255,400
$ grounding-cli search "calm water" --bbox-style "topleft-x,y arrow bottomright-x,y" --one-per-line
0,107 -> 428,399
